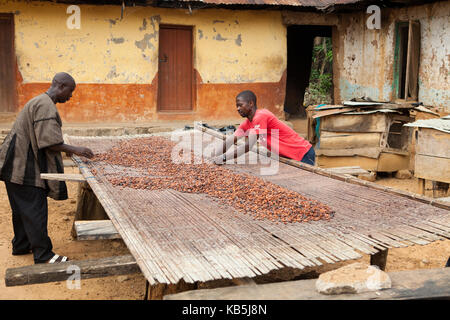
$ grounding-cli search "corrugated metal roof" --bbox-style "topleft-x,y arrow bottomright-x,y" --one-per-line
175,0 -> 363,8
404,116 -> 450,134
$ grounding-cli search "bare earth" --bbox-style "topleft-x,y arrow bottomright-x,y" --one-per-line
0,166 -> 448,300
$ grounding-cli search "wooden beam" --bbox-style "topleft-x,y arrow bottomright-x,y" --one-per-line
164,267 -> 450,300
74,220 -> 121,240
40,173 -> 86,182
63,159 -> 77,167
327,166 -> 369,176
5,255 -> 139,287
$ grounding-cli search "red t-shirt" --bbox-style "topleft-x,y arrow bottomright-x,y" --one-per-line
234,109 -> 312,161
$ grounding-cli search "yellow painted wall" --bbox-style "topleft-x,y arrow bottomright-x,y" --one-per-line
0,0 -> 286,84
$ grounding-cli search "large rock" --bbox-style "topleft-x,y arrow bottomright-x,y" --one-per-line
395,169 -> 413,179
315,263 -> 391,295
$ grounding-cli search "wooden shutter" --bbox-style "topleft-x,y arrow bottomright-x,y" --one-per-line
0,14 -> 16,112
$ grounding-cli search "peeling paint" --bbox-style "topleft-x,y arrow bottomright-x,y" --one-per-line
135,33 -> 156,51
198,29 -> 203,40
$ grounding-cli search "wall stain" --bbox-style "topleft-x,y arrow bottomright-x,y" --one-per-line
107,66 -> 118,79
235,34 -> 242,46
214,33 -> 227,41
198,29 -> 203,40
111,37 -> 124,44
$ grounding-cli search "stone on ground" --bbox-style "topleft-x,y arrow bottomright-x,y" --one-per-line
315,262 -> 391,295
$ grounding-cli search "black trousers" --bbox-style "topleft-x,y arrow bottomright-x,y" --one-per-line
5,181 -> 54,263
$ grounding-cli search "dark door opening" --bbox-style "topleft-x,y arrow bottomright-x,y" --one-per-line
284,25 -> 332,118
158,25 -> 193,112
0,14 -> 16,112
394,21 -> 420,101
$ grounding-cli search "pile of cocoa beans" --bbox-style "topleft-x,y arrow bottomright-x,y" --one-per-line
88,137 -> 334,224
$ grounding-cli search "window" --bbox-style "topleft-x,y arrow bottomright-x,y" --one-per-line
393,21 -> 420,101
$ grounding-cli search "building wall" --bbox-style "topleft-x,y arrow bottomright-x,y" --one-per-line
336,1 -> 449,113
0,1 -> 287,122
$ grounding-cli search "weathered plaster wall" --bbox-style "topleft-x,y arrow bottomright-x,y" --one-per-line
337,1 -> 449,112
0,0 -> 287,122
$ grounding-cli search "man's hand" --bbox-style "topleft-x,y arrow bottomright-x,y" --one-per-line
74,146 -> 94,159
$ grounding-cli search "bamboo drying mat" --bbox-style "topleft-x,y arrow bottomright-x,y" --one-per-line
66,132 -> 450,285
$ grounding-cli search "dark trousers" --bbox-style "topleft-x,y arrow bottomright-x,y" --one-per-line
5,182 -> 54,264
300,147 -> 316,166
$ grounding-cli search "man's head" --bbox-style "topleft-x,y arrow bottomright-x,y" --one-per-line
236,90 -> 257,118
49,72 -> 76,103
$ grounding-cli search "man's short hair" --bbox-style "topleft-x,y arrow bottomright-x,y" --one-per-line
237,90 -> 257,105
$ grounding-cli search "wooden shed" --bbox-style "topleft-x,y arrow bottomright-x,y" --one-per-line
306,101 -> 440,174
405,116 -> 450,197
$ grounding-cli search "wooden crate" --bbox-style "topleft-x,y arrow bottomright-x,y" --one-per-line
316,112 -> 413,172
414,127 -> 450,184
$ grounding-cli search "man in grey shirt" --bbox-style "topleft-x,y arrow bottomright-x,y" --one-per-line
0,72 -> 94,264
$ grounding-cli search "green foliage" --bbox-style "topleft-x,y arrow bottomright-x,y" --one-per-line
304,37 -> 333,106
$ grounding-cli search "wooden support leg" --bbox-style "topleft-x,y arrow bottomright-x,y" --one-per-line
417,178 -> 425,195
144,280 -> 150,300
71,182 -> 109,238
370,249 -> 389,271
433,181 -> 449,198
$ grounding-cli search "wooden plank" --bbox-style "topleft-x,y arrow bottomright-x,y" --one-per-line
377,152 -> 410,172
327,166 -> 369,176
74,220 -> 121,240
414,154 -> 450,183
318,155 -> 379,171
63,159 -> 77,167
416,128 -> 450,159
319,113 -> 387,132
319,132 -> 381,149
5,255 -> 140,287
316,147 -> 382,159
40,173 -> 86,182
164,267 -> 450,300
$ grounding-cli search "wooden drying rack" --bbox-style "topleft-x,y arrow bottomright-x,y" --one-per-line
4,127 -> 450,300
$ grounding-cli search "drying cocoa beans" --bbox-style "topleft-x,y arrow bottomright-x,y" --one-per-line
87,137 -> 335,224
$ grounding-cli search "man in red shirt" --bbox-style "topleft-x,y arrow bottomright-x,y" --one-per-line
213,90 -> 315,165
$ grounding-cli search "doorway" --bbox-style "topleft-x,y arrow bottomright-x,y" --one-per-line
158,25 -> 193,112
284,25 -> 333,118
0,14 -> 16,112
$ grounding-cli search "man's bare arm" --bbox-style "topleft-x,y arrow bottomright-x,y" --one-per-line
48,143 -> 94,158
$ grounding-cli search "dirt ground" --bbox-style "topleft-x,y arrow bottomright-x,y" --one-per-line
0,165 -> 448,300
